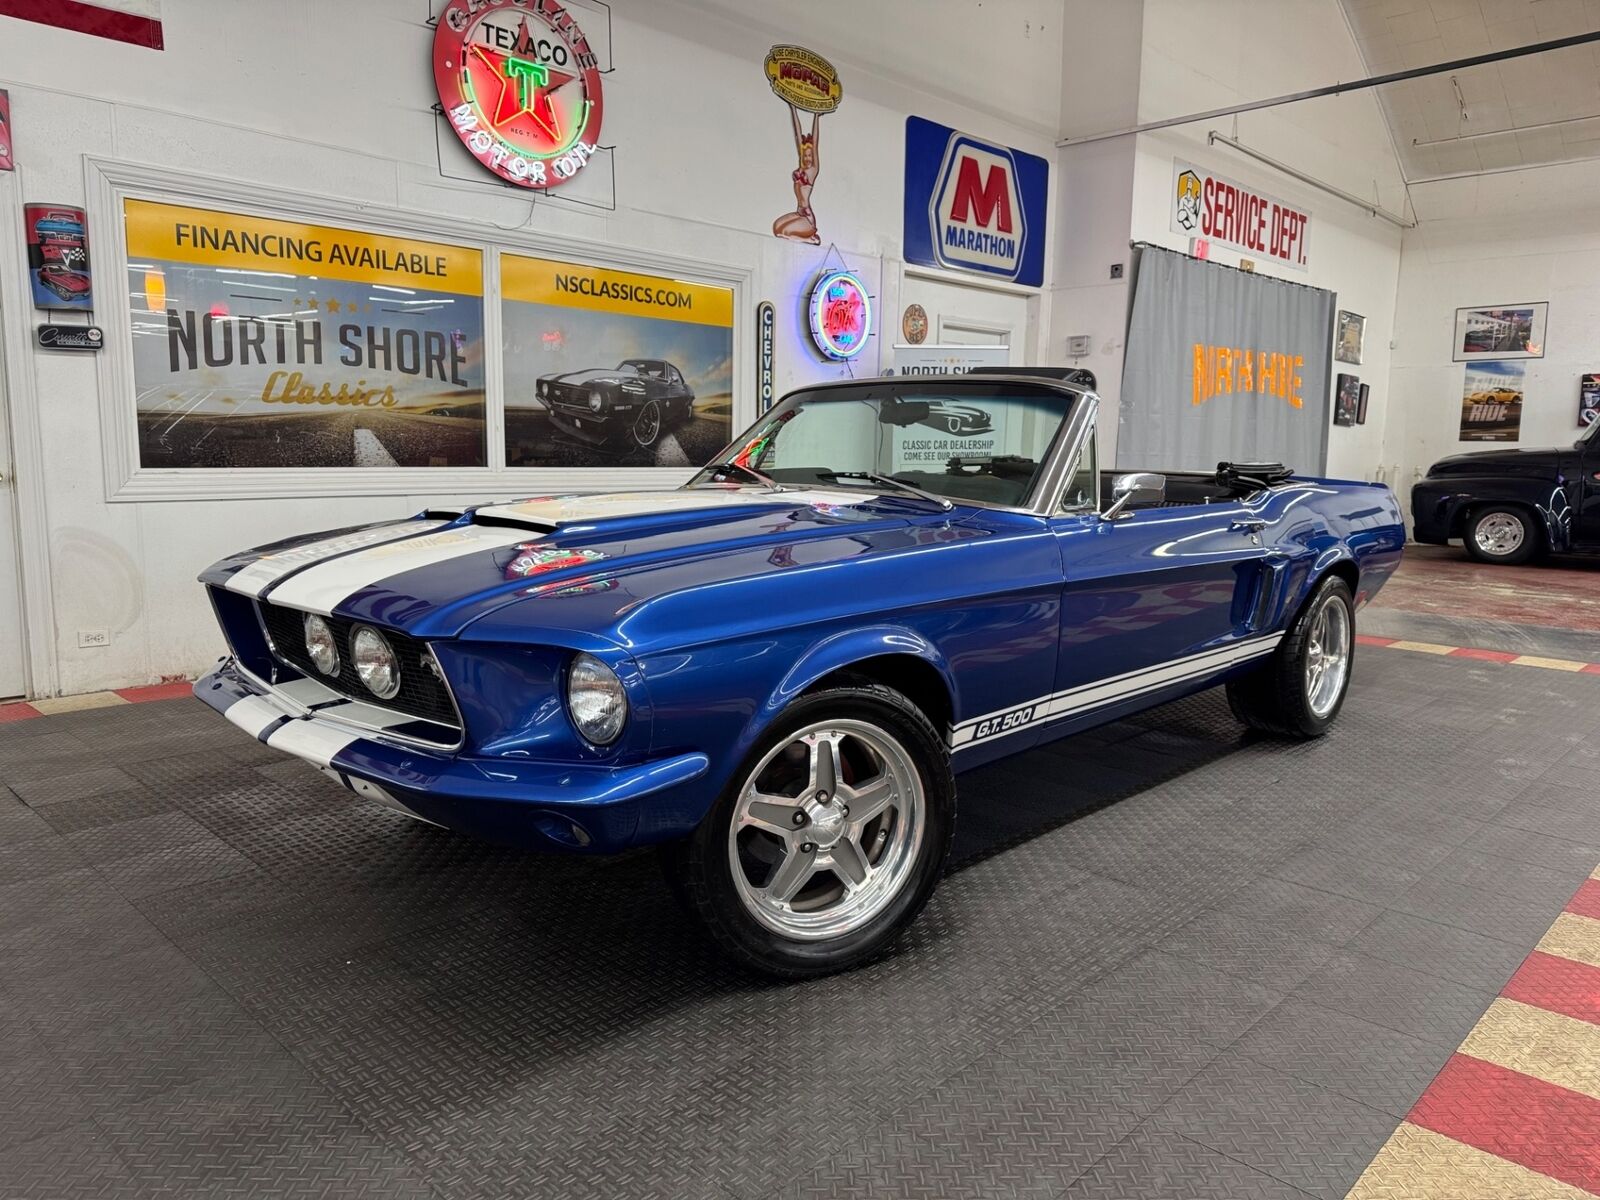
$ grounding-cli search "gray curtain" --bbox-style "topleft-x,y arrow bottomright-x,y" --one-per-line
1119,245 -> 1333,473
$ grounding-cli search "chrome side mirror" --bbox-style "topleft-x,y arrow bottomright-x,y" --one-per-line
1101,472 -> 1166,520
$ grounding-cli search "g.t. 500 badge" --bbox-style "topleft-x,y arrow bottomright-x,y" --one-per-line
433,0 -> 604,191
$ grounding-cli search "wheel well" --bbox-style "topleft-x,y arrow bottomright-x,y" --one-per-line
806,655 -> 953,733
1322,559 -> 1359,598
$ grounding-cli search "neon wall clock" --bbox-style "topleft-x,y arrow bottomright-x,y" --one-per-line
808,270 -> 871,360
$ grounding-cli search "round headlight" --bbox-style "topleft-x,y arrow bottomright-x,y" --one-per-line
588,390 -> 605,412
303,613 -> 339,676
567,653 -> 627,745
538,381 -> 548,398
350,626 -> 400,700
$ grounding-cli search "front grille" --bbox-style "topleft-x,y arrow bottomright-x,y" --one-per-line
258,602 -> 460,729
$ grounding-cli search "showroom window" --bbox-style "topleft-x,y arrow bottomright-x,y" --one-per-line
88,160 -> 750,502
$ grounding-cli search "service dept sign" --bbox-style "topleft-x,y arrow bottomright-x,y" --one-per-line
903,116 -> 1048,288
1170,159 -> 1310,271
434,0 -> 604,191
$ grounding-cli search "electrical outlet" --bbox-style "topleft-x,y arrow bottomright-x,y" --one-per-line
78,629 -> 110,649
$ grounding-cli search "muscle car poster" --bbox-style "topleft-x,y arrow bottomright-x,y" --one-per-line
501,253 -> 734,467
1459,361 -> 1524,443
0,88 -> 13,172
27,203 -> 92,311
124,200 -> 486,468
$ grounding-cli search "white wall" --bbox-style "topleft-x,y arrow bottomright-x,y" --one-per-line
0,0 -> 1066,695
1389,158 -> 1600,499
1124,0 -> 1407,481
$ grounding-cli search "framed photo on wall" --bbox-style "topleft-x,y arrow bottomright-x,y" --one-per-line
1335,310 -> 1364,364
1333,373 -> 1359,426
1452,302 -> 1547,361
1357,383 -> 1370,424
1581,373 -> 1599,429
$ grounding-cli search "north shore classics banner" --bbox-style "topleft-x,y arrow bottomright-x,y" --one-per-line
501,253 -> 734,467
125,199 -> 486,468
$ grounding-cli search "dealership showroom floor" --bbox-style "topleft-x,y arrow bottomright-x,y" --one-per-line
2,550 -> 1597,1200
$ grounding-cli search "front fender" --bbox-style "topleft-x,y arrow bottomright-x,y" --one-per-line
763,626 -> 957,725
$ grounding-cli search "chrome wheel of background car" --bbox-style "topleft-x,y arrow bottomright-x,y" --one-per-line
1303,592 -> 1351,718
727,718 -> 925,941
1473,511 -> 1525,557
634,401 -> 662,448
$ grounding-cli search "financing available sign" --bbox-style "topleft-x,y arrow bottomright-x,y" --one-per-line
903,117 -> 1048,288
124,199 -> 486,469
1170,159 -> 1310,272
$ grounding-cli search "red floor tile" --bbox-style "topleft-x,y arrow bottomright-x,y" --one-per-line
1501,951 -> 1600,1029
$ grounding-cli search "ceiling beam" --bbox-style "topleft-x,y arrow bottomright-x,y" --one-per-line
1057,31 -> 1600,147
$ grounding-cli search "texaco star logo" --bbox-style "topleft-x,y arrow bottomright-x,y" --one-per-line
433,0 -> 604,191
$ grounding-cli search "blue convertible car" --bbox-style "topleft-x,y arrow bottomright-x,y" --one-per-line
197,373 -> 1404,975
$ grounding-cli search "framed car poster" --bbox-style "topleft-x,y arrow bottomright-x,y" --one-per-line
1334,310 -> 1364,365
1459,360 -> 1524,442
1453,302 -> 1547,361
1581,373 -> 1599,428
124,198 -> 486,468
27,203 -> 92,310
501,253 -> 734,468
1333,373 -> 1358,427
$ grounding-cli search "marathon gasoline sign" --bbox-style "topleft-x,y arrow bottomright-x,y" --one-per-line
433,0 -> 604,191
903,116 -> 1048,288
1170,159 -> 1310,272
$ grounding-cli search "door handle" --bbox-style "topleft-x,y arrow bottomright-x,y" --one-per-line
1230,519 -> 1266,533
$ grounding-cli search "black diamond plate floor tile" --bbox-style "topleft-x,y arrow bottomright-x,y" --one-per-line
1,657 -> 1595,1199
1065,1129 -> 1317,1199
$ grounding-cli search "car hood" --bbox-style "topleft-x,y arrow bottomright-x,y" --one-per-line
544,368 -> 644,388
201,488 -> 1004,648
1426,446 -> 1563,478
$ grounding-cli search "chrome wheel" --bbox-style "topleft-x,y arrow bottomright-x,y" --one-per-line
634,401 -> 661,447
1473,511 -> 1525,557
1304,592 -> 1351,718
728,719 -> 925,941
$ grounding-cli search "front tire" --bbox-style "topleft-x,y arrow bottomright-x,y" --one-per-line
1464,506 -> 1537,565
632,401 -> 663,449
662,681 -> 955,979
1227,575 -> 1355,739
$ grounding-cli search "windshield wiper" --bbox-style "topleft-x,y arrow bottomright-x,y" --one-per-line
817,471 -> 954,511
693,461 -> 780,489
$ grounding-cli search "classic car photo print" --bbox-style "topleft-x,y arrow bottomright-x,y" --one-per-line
194,372 -> 1404,977
1458,360 -> 1525,443
126,200 -> 487,469
1452,301 -> 1547,361
26,202 -> 92,310
502,253 -> 734,467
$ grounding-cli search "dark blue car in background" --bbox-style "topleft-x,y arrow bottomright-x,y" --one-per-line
197,374 -> 1404,976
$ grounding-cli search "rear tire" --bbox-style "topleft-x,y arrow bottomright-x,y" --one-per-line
1464,506 -> 1538,565
661,681 -> 955,979
1227,576 -> 1355,740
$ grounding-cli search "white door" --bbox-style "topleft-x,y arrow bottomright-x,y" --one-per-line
0,298 -> 26,699
900,274 -> 1031,356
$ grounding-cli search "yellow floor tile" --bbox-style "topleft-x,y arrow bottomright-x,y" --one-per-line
1459,998 -> 1600,1103
1387,640 -> 1456,655
1510,655 -> 1588,673
28,691 -> 131,715
1538,912 -> 1600,972
1346,1122 -> 1594,1200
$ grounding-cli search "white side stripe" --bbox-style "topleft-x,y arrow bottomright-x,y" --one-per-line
224,521 -> 450,598
950,634 -> 1281,750
264,526 -> 533,616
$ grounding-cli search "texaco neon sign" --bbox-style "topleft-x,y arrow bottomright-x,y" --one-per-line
433,0 -> 604,191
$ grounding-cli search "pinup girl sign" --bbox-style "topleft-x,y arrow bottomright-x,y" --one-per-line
764,46 -> 842,245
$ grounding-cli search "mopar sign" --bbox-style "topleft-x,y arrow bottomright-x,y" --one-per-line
903,116 -> 1047,287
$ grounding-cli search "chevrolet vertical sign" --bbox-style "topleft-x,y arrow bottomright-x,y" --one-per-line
903,116 -> 1048,288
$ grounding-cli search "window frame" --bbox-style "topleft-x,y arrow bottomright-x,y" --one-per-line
86,157 -> 752,503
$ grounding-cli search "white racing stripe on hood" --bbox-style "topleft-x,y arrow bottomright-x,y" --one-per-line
225,520 -> 450,598
474,488 -> 879,526
264,525 -> 533,616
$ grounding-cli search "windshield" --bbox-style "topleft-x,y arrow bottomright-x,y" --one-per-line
689,382 -> 1078,508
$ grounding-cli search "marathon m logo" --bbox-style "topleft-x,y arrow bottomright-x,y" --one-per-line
931,137 -> 1025,279
905,116 -> 1048,287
